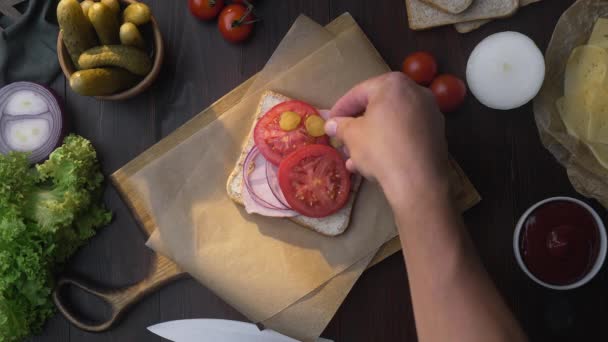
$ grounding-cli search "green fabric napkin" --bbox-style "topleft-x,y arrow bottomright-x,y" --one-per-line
0,0 -> 60,86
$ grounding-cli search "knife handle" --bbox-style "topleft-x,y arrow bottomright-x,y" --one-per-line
53,253 -> 185,332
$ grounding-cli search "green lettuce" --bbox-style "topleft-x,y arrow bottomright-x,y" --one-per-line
0,135 -> 112,341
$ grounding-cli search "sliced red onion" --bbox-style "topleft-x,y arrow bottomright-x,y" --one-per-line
265,162 -> 291,208
243,146 -> 291,211
0,82 -> 65,164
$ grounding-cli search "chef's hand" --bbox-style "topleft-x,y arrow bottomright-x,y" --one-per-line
326,72 -> 449,208
328,73 -> 528,342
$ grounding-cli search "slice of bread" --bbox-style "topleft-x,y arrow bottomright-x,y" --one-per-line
421,0 -> 473,14
454,0 -> 540,33
454,19 -> 491,33
405,0 -> 518,30
226,90 -> 362,236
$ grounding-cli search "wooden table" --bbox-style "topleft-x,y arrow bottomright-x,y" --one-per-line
32,0 -> 604,341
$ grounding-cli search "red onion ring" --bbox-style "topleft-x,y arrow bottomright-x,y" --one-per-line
265,161 -> 291,208
243,146 -> 291,211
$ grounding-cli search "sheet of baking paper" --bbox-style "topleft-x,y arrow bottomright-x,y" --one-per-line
130,22 -> 395,323
534,0 -> 608,208
143,15 -> 382,341
146,230 -> 374,342
132,13 -> 478,339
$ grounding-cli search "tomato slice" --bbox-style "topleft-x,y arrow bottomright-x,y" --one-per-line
254,100 -> 329,165
278,145 -> 351,218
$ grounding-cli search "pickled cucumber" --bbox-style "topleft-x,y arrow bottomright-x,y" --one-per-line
123,2 -> 151,25
279,111 -> 301,131
101,0 -> 120,14
305,115 -> 325,137
57,0 -> 98,69
119,22 -> 145,49
78,45 -> 152,76
69,68 -> 139,96
80,0 -> 94,17
88,3 -> 120,45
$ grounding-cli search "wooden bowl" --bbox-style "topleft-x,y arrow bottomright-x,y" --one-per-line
57,0 -> 164,101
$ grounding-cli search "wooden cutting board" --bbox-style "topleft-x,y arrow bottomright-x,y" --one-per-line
52,13 -> 480,333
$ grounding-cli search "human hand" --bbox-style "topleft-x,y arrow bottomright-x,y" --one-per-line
325,72 -> 450,208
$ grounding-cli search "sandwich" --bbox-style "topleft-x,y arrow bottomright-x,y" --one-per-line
226,91 -> 362,236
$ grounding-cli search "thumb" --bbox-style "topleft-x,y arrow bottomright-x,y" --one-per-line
324,116 -> 356,142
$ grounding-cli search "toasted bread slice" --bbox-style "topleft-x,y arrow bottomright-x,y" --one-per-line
226,91 -> 361,236
405,0 -> 518,30
454,19 -> 491,33
454,0 -> 540,33
421,0 -> 473,14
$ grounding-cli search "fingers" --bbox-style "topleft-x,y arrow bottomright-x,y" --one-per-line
318,109 -> 331,120
329,72 -> 407,118
324,116 -> 355,142
330,73 -> 389,118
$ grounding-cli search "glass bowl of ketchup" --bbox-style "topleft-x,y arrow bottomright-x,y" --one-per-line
513,197 -> 607,290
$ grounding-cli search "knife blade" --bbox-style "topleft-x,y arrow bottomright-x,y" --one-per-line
147,319 -> 334,342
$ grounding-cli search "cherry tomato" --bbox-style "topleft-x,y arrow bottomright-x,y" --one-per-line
254,100 -> 329,165
278,145 -> 351,218
218,4 -> 255,43
401,51 -> 438,86
189,0 -> 225,21
430,74 -> 467,113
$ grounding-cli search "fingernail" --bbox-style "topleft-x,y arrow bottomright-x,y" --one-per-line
345,159 -> 357,173
325,119 -> 337,136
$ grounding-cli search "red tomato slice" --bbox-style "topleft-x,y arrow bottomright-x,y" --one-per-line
254,100 -> 329,165
278,145 -> 351,218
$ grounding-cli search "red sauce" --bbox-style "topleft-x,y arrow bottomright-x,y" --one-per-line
520,200 -> 600,285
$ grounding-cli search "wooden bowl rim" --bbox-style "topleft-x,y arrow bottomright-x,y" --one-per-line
57,0 -> 164,101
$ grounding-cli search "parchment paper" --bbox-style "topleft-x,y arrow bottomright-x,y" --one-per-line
123,14 -> 480,341
533,0 -> 608,207
131,18 -> 396,324
145,17 -> 375,341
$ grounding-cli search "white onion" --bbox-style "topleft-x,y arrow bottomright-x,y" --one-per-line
466,31 -> 545,110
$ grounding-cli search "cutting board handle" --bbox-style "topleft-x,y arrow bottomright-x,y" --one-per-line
53,253 -> 185,332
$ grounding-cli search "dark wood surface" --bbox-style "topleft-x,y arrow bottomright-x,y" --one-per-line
30,0 -> 603,341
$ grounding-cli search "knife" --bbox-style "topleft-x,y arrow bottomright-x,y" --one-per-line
147,319 -> 334,342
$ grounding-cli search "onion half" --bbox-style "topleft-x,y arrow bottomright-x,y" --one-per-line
0,82 -> 65,163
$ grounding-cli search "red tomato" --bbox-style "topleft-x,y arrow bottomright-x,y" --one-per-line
402,51 -> 438,86
218,4 -> 255,43
254,100 -> 329,165
278,145 -> 351,218
189,0 -> 225,21
430,74 -> 467,113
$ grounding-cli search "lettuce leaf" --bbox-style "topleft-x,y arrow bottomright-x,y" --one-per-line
0,135 -> 111,341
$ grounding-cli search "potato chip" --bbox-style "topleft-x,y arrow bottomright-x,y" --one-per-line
561,45 -> 608,141
589,18 -> 608,48
588,142 -> 608,169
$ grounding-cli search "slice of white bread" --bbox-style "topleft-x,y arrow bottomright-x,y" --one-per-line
405,0 -> 518,30
454,0 -> 540,33
421,0 -> 473,14
226,91 -> 362,236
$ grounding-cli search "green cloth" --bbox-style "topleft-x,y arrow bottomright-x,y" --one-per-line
0,0 -> 60,86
